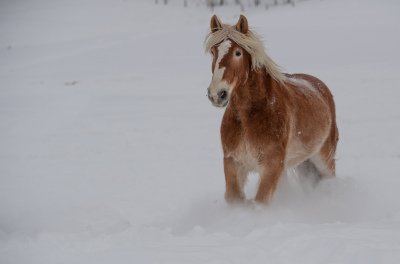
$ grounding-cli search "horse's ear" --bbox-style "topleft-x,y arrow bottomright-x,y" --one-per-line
210,15 -> 222,33
235,15 -> 248,34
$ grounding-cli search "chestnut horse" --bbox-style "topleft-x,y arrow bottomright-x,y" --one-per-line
205,15 -> 339,203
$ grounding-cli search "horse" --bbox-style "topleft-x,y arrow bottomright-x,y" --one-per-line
205,15 -> 339,204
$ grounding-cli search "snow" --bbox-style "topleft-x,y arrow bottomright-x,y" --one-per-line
1,0 -> 400,263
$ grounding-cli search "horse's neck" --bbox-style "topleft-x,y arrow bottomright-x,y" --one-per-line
231,68 -> 277,116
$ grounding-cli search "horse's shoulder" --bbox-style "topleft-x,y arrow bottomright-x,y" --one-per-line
221,106 -> 242,146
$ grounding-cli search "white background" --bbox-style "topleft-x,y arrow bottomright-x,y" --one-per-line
1,0 -> 400,263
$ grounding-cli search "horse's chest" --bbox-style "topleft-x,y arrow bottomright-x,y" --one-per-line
225,135 -> 261,172
221,110 -> 263,172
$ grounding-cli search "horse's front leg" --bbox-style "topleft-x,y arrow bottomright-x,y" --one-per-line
255,157 -> 284,203
224,157 -> 247,203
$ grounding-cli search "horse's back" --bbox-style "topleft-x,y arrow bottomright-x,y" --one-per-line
289,73 -> 336,112
284,73 -> 336,124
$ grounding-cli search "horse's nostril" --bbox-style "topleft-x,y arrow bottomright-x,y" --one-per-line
218,90 -> 228,100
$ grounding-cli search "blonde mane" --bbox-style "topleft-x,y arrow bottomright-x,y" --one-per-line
204,24 -> 285,83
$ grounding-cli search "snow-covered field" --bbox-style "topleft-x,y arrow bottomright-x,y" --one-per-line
1,0 -> 400,263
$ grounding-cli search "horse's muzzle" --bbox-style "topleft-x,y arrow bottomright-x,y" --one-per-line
208,87 -> 229,107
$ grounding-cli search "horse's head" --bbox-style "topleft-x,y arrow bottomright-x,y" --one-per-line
206,15 -> 252,107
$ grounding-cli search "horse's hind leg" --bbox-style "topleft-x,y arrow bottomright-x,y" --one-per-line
296,159 -> 322,187
296,150 -> 335,189
310,124 -> 339,179
310,152 -> 335,179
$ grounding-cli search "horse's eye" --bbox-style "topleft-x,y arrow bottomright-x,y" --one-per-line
235,50 -> 242,57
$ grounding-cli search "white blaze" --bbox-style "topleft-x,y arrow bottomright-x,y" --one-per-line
208,40 -> 233,106
211,40 -> 232,85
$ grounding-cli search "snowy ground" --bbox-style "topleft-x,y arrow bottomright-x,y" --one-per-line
1,0 -> 400,263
